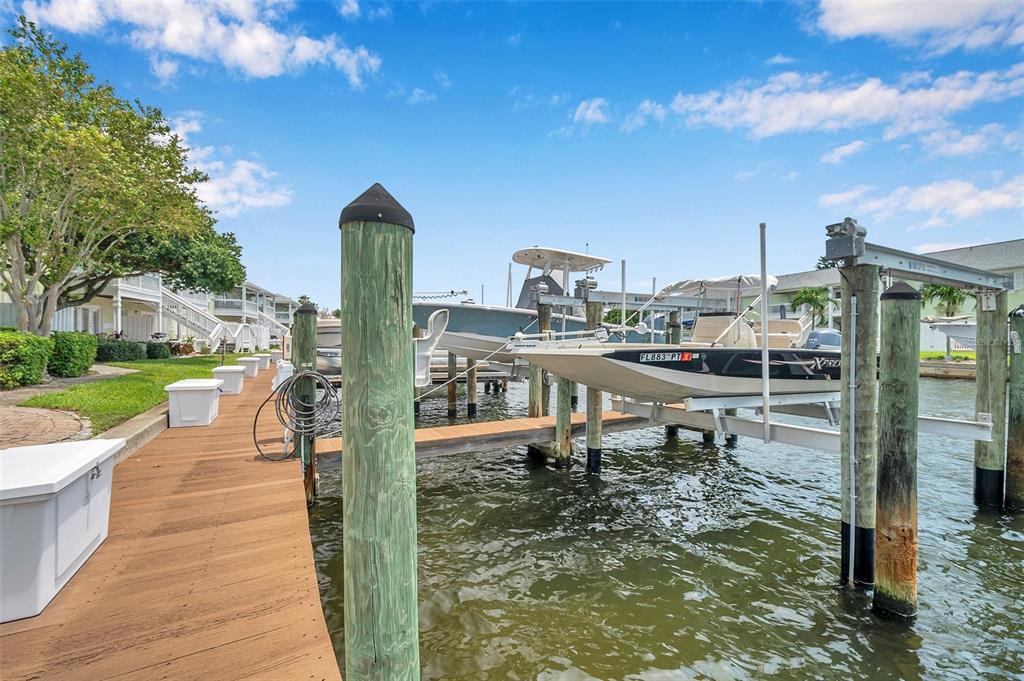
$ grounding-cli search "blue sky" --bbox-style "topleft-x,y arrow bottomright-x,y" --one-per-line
11,1 -> 1024,308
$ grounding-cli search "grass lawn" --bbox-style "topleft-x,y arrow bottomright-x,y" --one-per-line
920,351 -> 976,362
21,355 -> 241,433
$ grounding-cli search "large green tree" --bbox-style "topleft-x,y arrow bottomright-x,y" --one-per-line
0,18 -> 245,335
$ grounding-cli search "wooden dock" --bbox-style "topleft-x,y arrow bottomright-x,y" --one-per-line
316,410 -> 649,463
0,370 -> 341,681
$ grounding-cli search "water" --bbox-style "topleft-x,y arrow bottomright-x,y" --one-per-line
309,378 -> 1024,679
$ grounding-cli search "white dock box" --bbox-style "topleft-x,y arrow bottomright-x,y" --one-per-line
165,378 -> 223,428
269,349 -> 283,363
0,438 -> 125,622
211,365 -> 245,395
253,353 -> 272,370
236,356 -> 260,377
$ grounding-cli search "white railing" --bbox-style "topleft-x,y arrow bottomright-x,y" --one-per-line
119,275 -> 161,291
257,310 -> 289,336
164,287 -> 282,352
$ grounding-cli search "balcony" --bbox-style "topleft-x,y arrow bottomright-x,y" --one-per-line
275,310 -> 292,322
213,297 -> 258,316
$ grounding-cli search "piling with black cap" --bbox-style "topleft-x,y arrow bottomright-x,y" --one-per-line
839,263 -> 880,587
291,302 -> 318,505
585,300 -> 604,473
1008,307 -> 1024,511
466,357 -> 478,417
874,281 -> 920,617
339,183 -> 419,678
974,290 -> 1009,509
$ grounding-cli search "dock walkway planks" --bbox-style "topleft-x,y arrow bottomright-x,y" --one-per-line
0,370 -> 341,681
317,410 -> 649,460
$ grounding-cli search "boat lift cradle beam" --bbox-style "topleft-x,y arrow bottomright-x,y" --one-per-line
823,219 -> 1015,291
611,397 -> 993,454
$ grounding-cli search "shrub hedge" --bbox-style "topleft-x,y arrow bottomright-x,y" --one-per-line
0,331 -> 54,389
96,339 -> 147,362
48,332 -> 99,378
146,341 -> 171,359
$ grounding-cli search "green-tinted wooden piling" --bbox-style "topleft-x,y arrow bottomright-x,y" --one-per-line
1007,309 -> 1024,511
585,300 -> 603,473
466,357 -> 478,418
839,264 -> 880,587
291,303 -> 318,506
528,364 -> 543,418
339,183 -> 419,679
975,290 -> 1009,509
570,382 -> 579,411
555,376 -> 573,468
538,303 -> 552,416
668,310 -> 681,345
447,351 -> 457,419
874,282 -> 921,618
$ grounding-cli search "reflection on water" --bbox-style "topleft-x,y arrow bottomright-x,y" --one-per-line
309,378 -> 1024,679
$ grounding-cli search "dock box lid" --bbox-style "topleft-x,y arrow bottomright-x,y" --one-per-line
236,357 -> 261,363
211,366 -> 246,373
165,379 -> 224,391
0,438 -> 125,501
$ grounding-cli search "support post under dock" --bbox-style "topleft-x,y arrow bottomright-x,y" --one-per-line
839,263 -> 880,587
585,300 -> 604,473
974,290 -> 1008,509
339,183 -> 420,678
538,302 -> 552,416
874,282 -> 920,618
447,351 -> 458,419
291,303 -> 318,506
555,376 -> 573,468
1008,308 -> 1024,511
467,357 -> 478,418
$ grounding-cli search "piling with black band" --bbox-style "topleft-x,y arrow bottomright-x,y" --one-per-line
1007,308 -> 1024,511
467,357 -> 478,418
974,290 -> 1008,509
585,300 -> 604,474
291,303 -> 318,505
339,183 -> 420,678
839,263 -> 880,587
874,281 -> 920,617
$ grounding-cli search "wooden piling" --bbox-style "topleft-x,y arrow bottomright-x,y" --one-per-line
555,376 -> 573,468
538,302 -> 552,416
974,290 -> 1009,509
339,183 -> 419,678
839,264 -> 880,587
585,300 -> 603,473
466,357 -> 478,418
447,351 -> 458,419
1008,308 -> 1024,511
874,282 -> 921,618
291,303 -> 318,506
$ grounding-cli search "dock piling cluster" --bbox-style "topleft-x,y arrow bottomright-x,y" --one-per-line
974,290 -> 1009,508
291,303 -> 318,506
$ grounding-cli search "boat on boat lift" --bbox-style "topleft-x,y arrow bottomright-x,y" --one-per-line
411,247 -> 614,365
512,274 -> 833,402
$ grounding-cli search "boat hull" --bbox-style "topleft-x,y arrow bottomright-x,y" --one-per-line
515,345 -> 841,403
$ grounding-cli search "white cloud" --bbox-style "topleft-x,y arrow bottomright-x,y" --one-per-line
23,0 -> 381,87
170,112 -> 292,218
818,184 -> 874,207
821,139 -> 867,164
149,55 -> 179,84
338,0 -> 360,20
407,87 -> 436,105
669,64 -> 1024,139
918,123 -> 1017,157
816,0 -> 1024,54
858,176 -> 1023,221
508,33 -> 522,46
509,86 -> 570,110
434,69 -> 451,89
913,241 -> 981,254
573,98 -> 610,125
766,54 -> 796,65
621,99 -> 667,133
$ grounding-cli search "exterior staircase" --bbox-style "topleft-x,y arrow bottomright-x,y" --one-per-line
161,288 -> 282,352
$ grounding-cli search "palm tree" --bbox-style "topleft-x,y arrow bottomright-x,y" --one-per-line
920,284 -> 970,360
791,287 -> 831,327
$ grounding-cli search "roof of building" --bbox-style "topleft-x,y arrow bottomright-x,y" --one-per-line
775,238 -> 1023,293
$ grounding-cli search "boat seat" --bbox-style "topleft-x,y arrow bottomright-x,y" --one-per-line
691,316 -> 757,347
